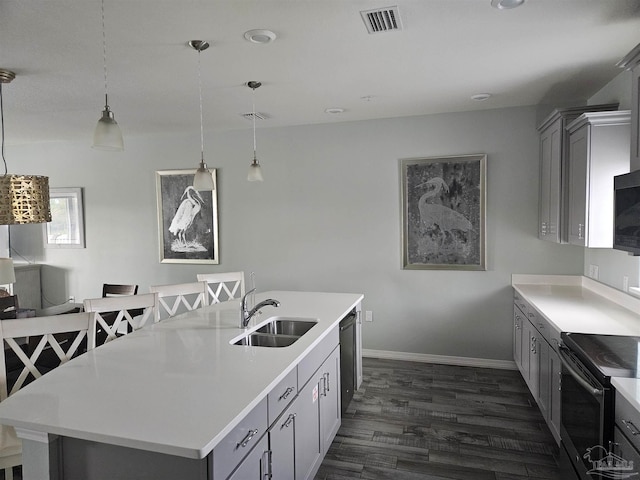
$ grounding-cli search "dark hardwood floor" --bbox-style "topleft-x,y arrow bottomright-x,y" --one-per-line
315,357 -> 562,480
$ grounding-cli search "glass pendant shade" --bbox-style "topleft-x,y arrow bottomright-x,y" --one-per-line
194,158 -> 215,191
247,157 -> 264,182
93,105 -> 123,151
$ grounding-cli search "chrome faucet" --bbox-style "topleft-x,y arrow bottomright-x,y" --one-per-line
240,288 -> 280,328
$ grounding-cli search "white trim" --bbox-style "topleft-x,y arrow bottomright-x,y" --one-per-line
362,349 -> 517,370
15,427 -> 57,443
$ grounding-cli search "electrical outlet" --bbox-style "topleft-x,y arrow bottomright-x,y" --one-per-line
365,310 -> 373,322
593,265 -> 599,280
624,276 -> 629,292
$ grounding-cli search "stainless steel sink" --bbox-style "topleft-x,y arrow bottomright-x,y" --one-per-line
256,319 -> 317,336
232,317 -> 318,347
233,333 -> 299,347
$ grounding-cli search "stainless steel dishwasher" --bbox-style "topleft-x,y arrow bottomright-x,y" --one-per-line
339,309 -> 356,414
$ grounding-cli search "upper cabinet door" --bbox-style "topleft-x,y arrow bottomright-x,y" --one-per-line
567,111 -> 631,248
536,104 -> 619,244
618,43 -> 640,171
568,126 -> 589,246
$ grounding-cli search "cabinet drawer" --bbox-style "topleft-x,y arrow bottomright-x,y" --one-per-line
298,326 -> 339,390
530,311 -> 560,348
268,367 -> 297,425
212,396 -> 268,480
615,425 -> 640,476
513,292 -> 530,317
616,391 -> 640,453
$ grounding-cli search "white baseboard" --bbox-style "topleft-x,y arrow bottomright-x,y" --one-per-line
362,349 -> 517,370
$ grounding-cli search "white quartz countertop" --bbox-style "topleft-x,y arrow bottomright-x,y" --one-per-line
0,291 -> 363,459
612,377 -> 640,412
511,275 -> 640,336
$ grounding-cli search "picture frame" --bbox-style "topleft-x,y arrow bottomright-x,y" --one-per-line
400,154 -> 486,270
156,169 -> 219,264
44,187 -> 85,248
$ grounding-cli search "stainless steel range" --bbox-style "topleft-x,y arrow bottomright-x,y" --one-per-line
559,332 -> 640,479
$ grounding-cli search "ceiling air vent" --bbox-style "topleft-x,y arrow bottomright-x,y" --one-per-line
360,6 -> 402,34
241,112 -> 268,121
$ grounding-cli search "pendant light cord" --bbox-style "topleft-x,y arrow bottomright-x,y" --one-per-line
197,48 -> 205,161
0,82 -> 7,176
101,0 -> 109,107
252,87 -> 257,157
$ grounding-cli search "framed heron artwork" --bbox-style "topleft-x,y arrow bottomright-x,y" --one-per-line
156,169 -> 219,264
400,154 -> 486,270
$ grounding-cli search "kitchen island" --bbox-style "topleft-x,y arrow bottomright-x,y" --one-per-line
0,290 -> 363,480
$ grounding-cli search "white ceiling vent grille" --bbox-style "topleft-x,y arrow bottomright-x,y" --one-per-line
360,6 -> 402,34
241,112 -> 268,121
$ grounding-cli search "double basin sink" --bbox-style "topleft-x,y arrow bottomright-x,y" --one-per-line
232,317 -> 317,347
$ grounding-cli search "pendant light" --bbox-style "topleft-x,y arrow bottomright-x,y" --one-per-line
0,70 -> 51,225
247,81 -> 264,182
189,40 -> 215,192
92,0 -> 124,151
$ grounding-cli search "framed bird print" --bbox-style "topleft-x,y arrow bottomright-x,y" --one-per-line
156,169 -> 219,264
400,154 -> 486,270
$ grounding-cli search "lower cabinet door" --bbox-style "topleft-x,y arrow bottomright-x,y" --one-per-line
320,346 -> 341,451
269,404 -> 296,480
548,345 -> 562,444
227,434 -> 269,480
295,373 -> 323,480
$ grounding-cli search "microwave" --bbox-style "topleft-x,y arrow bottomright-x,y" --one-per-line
614,169 -> 640,255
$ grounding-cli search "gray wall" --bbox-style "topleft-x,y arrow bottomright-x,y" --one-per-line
8,105 -> 584,361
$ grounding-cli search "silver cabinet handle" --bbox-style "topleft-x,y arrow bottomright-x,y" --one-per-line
281,413 -> 296,429
578,223 -> 584,240
325,372 -> 330,393
237,428 -> 259,448
623,419 -> 640,436
278,387 -> 294,401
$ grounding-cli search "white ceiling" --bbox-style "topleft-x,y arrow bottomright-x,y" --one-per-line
2,0 -> 640,145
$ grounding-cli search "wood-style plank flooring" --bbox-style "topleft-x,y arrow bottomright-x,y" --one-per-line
315,357 -> 562,480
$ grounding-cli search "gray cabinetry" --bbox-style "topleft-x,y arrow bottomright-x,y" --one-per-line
537,104 -> 618,243
294,343 -> 341,480
269,402 -> 296,480
618,42 -> 640,171
227,435 -> 269,480
513,305 -> 524,374
294,369 -> 324,480
566,111 -> 630,247
267,328 -> 341,480
614,390 -> 640,477
513,290 -> 562,444
319,346 -> 341,451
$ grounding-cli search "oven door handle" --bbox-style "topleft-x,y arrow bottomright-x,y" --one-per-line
558,345 -> 604,397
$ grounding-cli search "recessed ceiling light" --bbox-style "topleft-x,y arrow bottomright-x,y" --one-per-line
491,0 -> 525,9
471,93 -> 492,101
244,29 -> 277,44
325,108 -> 345,114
